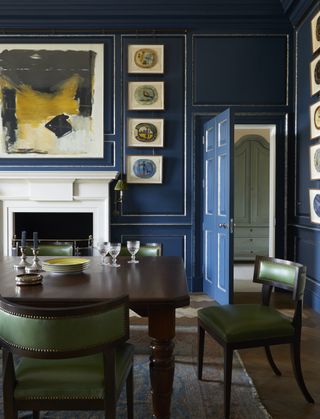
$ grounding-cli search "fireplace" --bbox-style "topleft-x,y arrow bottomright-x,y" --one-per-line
0,171 -> 118,256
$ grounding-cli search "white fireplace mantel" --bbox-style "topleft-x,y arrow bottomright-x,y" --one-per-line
0,171 -> 119,255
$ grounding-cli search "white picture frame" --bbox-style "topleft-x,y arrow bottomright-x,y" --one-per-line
310,55 -> 320,96
309,189 -> 320,224
127,118 -> 164,147
310,101 -> 320,139
126,155 -> 163,184
128,44 -> 164,74
310,143 -> 320,179
311,10 -> 320,54
128,81 -> 164,111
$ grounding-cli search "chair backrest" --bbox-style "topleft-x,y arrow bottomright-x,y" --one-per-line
0,295 -> 129,359
120,242 -> 162,257
24,242 -> 74,257
253,255 -> 307,302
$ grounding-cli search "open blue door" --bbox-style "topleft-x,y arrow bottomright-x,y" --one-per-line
202,109 -> 234,304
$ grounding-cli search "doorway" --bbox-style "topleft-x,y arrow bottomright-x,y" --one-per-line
233,124 -> 276,291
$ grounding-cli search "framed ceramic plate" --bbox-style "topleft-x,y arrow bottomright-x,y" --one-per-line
126,155 -> 163,183
128,81 -> 164,110
310,55 -> 320,96
310,101 -> 320,139
128,44 -> 164,73
310,144 -> 320,179
309,189 -> 320,223
311,10 -> 320,54
127,118 -> 164,147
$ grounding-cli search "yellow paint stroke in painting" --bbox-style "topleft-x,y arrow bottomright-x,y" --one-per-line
15,74 -> 81,125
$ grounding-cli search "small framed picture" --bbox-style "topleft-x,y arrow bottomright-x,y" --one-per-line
309,189 -> 320,223
128,44 -> 164,73
310,101 -> 320,139
128,81 -> 164,110
310,55 -> 320,96
126,155 -> 163,184
311,10 -> 320,54
127,118 -> 164,147
310,144 -> 320,179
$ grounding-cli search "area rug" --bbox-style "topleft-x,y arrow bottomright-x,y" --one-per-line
1,294 -> 271,418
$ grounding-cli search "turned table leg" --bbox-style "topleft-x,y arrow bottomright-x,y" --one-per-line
148,306 -> 175,419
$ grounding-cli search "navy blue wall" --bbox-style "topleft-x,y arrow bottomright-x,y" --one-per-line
288,2 -> 320,311
0,4 -> 293,292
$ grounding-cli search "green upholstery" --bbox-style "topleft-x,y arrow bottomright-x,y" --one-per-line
120,242 -> 162,257
198,304 -> 294,343
0,296 -> 134,418
24,243 -> 73,257
14,344 -> 133,401
256,260 -> 297,288
197,255 -> 313,418
0,305 -> 126,352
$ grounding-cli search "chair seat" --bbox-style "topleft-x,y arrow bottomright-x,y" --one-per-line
14,343 -> 134,400
198,304 -> 295,343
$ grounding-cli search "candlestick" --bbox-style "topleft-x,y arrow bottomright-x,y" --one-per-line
14,246 -> 31,270
26,248 -> 42,273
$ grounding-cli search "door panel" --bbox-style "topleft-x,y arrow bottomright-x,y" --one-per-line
203,109 -> 234,304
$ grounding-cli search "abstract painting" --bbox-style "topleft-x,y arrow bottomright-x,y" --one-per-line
310,55 -> 320,96
310,101 -> 320,140
310,144 -> 320,180
0,43 -> 104,158
126,155 -> 163,183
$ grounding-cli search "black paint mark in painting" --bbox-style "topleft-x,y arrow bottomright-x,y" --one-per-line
45,114 -> 72,138
0,50 -> 96,143
1,88 -> 17,150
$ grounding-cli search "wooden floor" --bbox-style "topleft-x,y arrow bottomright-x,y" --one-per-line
234,292 -> 320,419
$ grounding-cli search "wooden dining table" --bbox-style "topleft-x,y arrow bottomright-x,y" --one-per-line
0,255 -> 190,419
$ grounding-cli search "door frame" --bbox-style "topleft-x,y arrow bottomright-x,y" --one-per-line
234,124 -> 276,257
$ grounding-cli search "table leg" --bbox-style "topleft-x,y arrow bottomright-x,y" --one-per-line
148,306 -> 175,419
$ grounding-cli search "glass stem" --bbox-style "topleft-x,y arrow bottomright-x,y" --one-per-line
132,254 -> 135,262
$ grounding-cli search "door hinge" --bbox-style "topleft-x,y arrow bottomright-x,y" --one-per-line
230,218 -> 234,234
202,135 -> 205,145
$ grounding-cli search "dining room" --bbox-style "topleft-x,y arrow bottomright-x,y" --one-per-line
0,0 -> 320,418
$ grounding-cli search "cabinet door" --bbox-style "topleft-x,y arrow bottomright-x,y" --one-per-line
251,139 -> 269,225
234,140 -> 250,225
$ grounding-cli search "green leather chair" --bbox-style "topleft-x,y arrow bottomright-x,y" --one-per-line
197,255 -> 314,419
0,295 -> 134,419
120,242 -> 162,257
24,242 -> 74,257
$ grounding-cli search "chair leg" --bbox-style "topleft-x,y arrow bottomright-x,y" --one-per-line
264,346 -> 281,376
197,324 -> 205,380
224,347 -> 233,419
126,367 -> 134,419
290,341 -> 314,403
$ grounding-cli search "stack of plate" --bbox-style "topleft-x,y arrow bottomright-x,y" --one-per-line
42,258 -> 90,274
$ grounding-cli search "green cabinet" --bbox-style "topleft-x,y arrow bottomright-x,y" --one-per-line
234,135 -> 269,261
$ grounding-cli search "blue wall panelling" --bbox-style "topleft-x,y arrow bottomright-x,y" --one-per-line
288,1 -> 320,311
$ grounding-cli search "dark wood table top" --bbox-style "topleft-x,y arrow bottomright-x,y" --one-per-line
0,256 -> 190,311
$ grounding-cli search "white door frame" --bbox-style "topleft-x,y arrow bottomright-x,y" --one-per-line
234,124 -> 276,257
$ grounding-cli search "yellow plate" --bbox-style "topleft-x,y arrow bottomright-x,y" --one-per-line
43,258 -> 90,266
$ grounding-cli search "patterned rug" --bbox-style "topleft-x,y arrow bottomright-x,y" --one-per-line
2,294 -> 271,418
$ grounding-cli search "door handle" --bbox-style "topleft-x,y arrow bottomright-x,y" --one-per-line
218,223 -> 228,229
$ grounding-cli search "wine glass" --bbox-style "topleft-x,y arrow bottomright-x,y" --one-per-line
127,240 -> 140,264
96,241 -> 107,265
108,242 -> 121,268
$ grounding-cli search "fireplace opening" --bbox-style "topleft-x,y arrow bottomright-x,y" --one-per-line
13,212 -> 93,256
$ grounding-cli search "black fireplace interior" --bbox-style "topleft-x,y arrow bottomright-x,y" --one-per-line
14,212 -> 93,241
